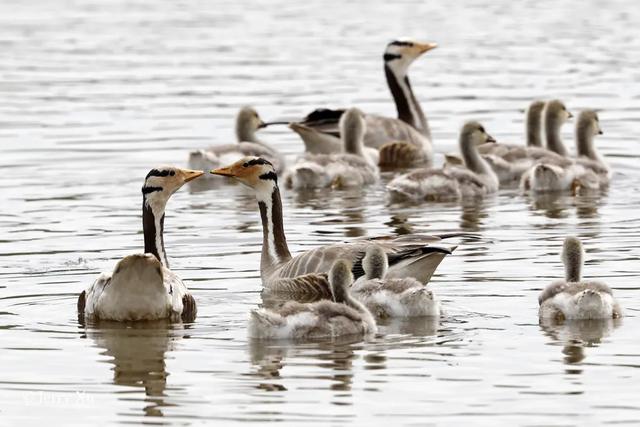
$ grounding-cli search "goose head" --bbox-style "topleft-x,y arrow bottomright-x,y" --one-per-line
576,110 -> 603,137
236,106 -> 267,142
329,259 -> 354,304
384,38 -> 437,75
363,245 -> 388,280
142,166 -> 203,211
545,100 -> 573,126
459,121 -> 496,150
210,156 -> 277,197
562,236 -> 583,283
340,107 -> 367,155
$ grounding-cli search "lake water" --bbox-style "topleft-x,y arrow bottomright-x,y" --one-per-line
1,0 -> 639,425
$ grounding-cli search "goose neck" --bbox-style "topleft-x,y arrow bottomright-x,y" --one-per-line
545,116 -> 568,156
257,183 -> 292,278
384,64 -> 430,138
142,197 -> 169,268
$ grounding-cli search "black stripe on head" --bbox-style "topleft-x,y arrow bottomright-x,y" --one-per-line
146,169 -> 175,179
243,158 -> 273,168
142,186 -> 163,194
389,40 -> 414,47
383,53 -> 402,62
259,171 -> 277,182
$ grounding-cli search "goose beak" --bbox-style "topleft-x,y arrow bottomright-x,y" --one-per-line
598,128 -> 603,135
415,42 -> 438,54
257,120 -> 268,129
261,121 -> 291,127
182,169 -> 204,182
567,111 -> 573,119
210,165 -> 236,177
485,134 -> 497,143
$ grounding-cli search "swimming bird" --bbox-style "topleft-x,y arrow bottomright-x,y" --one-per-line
520,100 -> 598,193
538,236 -> 622,321
284,108 -> 379,189
248,259 -> 377,339
285,39 -> 436,164
351,245 -> 440,318
189,106 -> 285,177
575,110 -> 610,186
78,167 -> 203,322
387,121 -> 499,201
210,156 -> 456,294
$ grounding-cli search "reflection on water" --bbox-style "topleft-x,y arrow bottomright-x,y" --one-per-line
540,318 -> 622,366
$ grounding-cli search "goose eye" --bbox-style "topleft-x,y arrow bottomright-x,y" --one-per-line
169,171 -> 175,176
242,162 -> 249,168
479,126 -> 485,133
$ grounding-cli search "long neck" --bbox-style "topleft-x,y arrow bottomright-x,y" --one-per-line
384,64 -> 430,138
461,139 -> 489,175
257,184 -> 292,277
546,115 -> 568,156
142,199 -> 169,268
236,123 -> 259,144
526,109 -> 543,147
576,126 -> 597,160
564,257 -> 582,283
343,128 -> 364,156
342,291 -> 377,331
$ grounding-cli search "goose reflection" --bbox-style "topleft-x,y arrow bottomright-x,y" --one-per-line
459,197 -> 491,232
82,320 -> 187,417
539,317 -> 621,366
248,337 -> 359,393
525,191 -> 604,220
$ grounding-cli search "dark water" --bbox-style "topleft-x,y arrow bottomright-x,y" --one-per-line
1,0 -> 639,425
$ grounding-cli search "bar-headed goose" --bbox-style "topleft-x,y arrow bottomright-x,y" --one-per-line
387,121 -> 499,201
284,39 -> 435,164
520,100 -> 598,193
539,236 -> 622,321
248,259 -> 377,339
189,106 -> 285,177
575,110 -> 610,186
351,245 -> 440,318
78,167 -> 203,322
284,108 -> 378,189
210,156 -> 456,294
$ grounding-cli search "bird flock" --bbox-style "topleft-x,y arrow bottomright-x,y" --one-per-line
77,38 -> 621,340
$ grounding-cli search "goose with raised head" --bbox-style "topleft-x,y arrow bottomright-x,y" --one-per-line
248,259 -> 377,339
539,236 -> 622,321
282,39 -> 435,164
575,110 -> 610,186
189,106 -> 285,177
520,100 -> 598,193
284,108 -> 378,189
351,245 -> 440,318
78,167 -> 203,322
210,156 -> 457,294
387,121 -> 499,201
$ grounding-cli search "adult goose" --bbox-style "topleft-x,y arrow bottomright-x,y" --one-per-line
248,259 -> 377,339
189,106 -> 285,176
351,245 -> 440,318
539,236 -> 622,320
210,157 -> 456,295
78,167 -> 203,322
283,39 -> 436,164
284,108 -> 379,189
387,121 -> 499,201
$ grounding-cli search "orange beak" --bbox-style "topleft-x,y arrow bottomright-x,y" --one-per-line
210,165 -> 237,177
415,42 -> 438,54
182,169 -> 204,182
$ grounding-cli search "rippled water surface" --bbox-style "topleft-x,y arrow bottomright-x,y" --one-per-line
1,0 -> 640,425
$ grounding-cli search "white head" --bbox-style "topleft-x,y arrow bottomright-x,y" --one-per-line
383,39 -> 437,76
209,156 -> 278,200
363,245 -> 388,280
235,106 -> 266,142
142,166 -> 204,214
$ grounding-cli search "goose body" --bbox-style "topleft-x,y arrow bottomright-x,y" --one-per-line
210,157 -> 456,295
388,121 -> 499,201
520,100 -> 599,193
249,260 -> 377,339
189,107 -> 285,176
539,237 -> 622,320
288,40 -> 435,166
78,167 -> 202,322
351,245 -> 440,318
284,108 -> 379,189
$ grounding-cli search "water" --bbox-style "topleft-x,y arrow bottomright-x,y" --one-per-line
1,0 -> 639,425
